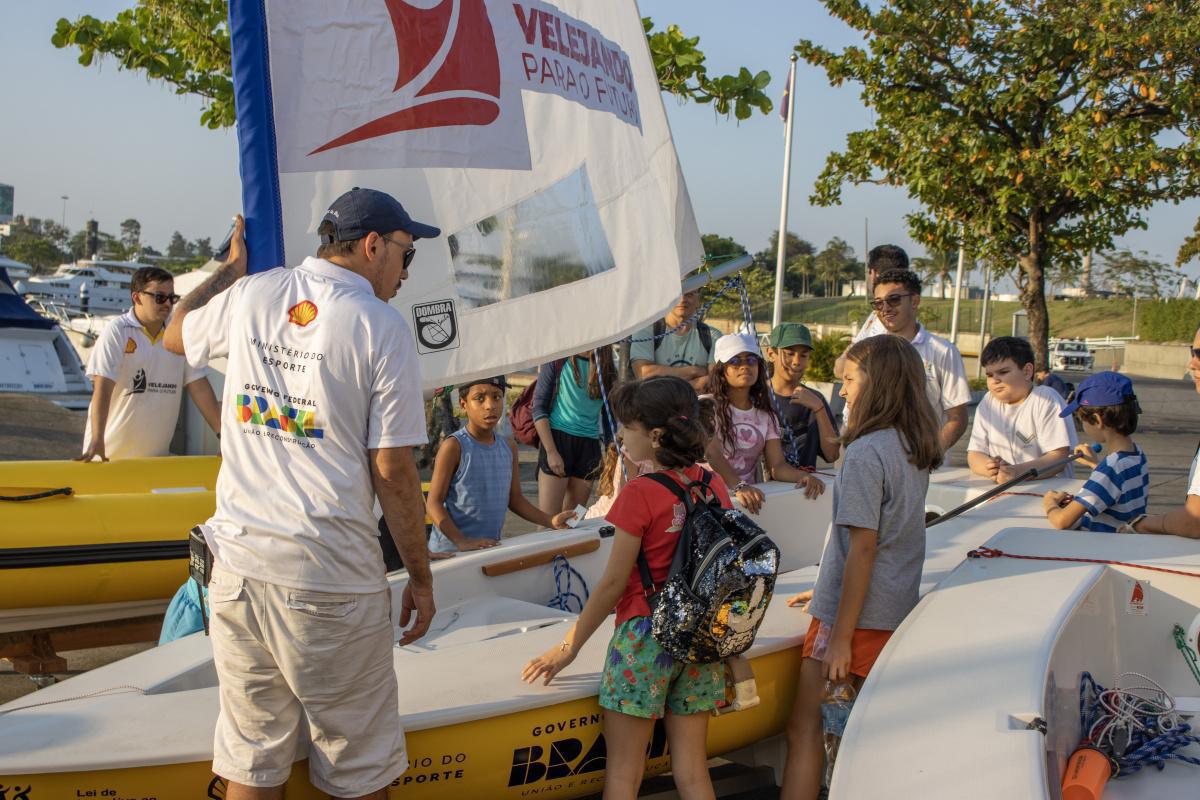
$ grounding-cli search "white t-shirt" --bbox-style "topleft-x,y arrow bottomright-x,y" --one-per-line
84,309 -> 204,459
851,310 -> 887,343
910,324 -> 971,419
182,257 -> 427,593
967,385 -> 1077,469
1188,448 -> 1200,497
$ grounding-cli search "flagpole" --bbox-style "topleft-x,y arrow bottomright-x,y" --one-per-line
772,54 -> 799,329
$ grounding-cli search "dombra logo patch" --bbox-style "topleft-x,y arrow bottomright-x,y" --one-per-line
412,299 -> 460,354
288,300 -> 319,327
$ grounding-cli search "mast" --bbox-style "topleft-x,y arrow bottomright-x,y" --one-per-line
771,55 -> 799,329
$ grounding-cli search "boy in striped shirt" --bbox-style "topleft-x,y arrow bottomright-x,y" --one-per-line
1043,372 -> 1147,532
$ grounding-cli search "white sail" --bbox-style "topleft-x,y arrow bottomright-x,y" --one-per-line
230,0 -> 702,390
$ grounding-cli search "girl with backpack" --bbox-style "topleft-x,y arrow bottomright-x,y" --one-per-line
522,375 -> 731,800
704,333 -> 825,514
780,335 -> 943,799
531,346 -> 617,516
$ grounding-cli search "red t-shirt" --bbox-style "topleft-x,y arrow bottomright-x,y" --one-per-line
605,464 -> 732,624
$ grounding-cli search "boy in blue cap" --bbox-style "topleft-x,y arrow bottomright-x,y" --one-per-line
1043,371 -> 1148,532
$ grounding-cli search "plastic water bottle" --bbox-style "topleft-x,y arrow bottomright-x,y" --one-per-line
821,680 -> 856,787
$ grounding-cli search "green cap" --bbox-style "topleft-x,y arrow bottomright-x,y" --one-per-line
766,323 -> 813,350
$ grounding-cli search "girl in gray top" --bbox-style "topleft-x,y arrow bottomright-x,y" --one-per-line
781,334 -> 943,799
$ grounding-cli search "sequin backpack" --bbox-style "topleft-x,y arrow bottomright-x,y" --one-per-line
636,471 -> 780,663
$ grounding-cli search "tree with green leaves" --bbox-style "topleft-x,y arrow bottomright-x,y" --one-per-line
1,217 -> 68,272
1097,248 -> 1181,298
796,0 -> 1200,367
166,231 -> 190,259
120,218 -> 142,253
912,249 -> 959,298
814,237 -> 858,298
756,230 -> 817,298
53,3 -> 773,129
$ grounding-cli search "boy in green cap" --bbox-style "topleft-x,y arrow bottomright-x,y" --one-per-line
764,323 -> 840,469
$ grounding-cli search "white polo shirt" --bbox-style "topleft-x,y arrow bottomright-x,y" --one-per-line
84,309 -> 204,459
182,257 -> 427,593
910,324 -> 971,418
967,385 -> 1078,467
851,310 -> 887,343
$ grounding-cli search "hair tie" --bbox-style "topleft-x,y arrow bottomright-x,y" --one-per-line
678,415 -> 689,421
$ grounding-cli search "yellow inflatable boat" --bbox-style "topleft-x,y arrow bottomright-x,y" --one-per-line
0,457 -> 219,633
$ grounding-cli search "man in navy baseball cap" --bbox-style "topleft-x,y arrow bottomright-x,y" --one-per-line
320,187 -> 440,243
315,187 -> 441,301
1059,371 -> 1135,417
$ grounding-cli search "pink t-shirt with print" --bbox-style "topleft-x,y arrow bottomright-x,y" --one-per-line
716,405 -> 781,485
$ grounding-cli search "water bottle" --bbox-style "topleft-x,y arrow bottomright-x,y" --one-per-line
821,680 -> 856,787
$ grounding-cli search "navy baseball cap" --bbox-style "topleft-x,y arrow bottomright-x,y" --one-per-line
1059,371 -> 1134,417
458,376 -> 508,397
320,187 -> 440,243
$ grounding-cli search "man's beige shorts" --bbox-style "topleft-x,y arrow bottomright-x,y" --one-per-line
208,566 -> 406,796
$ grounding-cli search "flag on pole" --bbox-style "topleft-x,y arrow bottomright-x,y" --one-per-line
779,68 -> 793,122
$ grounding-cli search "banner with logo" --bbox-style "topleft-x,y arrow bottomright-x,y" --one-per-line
229,0 -> 702,390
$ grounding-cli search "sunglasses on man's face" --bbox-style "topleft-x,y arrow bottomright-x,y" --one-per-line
869,292 -> 915,311
381,235 -> 416,270
140,291 -> 181,305
1191,347 -> 1200,360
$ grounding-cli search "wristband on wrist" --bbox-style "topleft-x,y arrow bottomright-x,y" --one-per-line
734,482 -> 750,493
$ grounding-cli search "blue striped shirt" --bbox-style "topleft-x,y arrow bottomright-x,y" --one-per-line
1074,447 -> 1149,532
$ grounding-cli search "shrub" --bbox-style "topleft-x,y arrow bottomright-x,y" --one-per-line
1137,299 -> 1200,343
805,331 -> 850,383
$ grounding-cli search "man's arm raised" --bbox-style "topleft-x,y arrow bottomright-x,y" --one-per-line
165,215 -> 246,356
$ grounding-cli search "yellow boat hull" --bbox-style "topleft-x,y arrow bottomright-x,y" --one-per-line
0,649 -> 799,799
0,456 -> 220,496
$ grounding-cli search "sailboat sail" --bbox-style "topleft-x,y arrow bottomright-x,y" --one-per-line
229,0 -> 702,390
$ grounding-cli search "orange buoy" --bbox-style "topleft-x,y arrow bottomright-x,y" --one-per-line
1062,747 -> 1110,800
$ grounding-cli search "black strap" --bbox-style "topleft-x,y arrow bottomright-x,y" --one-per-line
652,318 -> 665,353
0,487 -> 72,502
697,322 -> 713,353
633,471 -> 713,597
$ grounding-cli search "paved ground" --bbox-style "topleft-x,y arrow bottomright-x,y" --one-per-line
1,375 -> 1196,796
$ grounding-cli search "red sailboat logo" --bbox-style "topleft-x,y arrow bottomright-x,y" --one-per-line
310,0 -> 502,155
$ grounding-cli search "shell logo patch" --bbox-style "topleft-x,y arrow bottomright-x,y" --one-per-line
288,300 -> 318,327
124,337 -> 137,354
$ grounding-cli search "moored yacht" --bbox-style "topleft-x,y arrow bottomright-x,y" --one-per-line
20,258 -> 146,315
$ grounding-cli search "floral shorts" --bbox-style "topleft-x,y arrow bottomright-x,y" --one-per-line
598,617 -> 725,719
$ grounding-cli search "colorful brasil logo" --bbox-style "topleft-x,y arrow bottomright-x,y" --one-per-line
237,394 -> 325,439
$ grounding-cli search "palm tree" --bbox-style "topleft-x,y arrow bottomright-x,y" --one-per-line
815,237 -> 856,297
912,249 -> 957,298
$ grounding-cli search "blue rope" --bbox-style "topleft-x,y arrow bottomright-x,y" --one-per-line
1078,671 -> 1200,777
547,554 -> 589,614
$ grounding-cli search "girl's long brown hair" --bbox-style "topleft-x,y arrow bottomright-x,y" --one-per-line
707,354 -> 772,448
843,335 -> 943,471
568,345 -> 617,400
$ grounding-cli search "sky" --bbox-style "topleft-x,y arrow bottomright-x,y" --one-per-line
1,1 -> 1198,283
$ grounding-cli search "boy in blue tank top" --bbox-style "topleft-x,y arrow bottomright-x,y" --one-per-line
427,377 -> 574,552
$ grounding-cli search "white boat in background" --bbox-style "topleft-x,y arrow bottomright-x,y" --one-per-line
0,266 -> 90,408
20,259 -> 146,315
833,517 -> 1200,798
0,256 -> 32,284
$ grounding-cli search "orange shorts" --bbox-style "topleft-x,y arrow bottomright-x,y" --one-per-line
801,616 -> 894,678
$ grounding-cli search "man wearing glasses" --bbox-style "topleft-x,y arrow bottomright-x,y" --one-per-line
164,188 -> 437,800
834,243 -> 910,381
79,266 -> 220,461
871,268 -> 971,452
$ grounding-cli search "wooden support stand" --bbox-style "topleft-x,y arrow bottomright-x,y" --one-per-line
0,614 -> 165,677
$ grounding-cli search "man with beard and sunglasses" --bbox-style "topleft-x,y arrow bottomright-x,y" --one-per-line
164,188 -> 439,800
869,269 -> 971,452
79,266 -> 221,461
